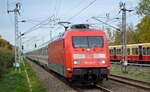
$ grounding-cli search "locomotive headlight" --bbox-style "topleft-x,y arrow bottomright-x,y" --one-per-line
98,60 -> 106,64
74,61 -> 80,64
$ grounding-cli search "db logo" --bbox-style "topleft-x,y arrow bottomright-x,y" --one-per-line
84,61 -> 96,64
85,54 -> 93,58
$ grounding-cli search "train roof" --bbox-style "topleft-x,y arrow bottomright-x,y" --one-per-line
109,43 -> 150,48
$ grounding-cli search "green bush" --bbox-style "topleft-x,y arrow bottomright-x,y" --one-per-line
0,47 -> 14,77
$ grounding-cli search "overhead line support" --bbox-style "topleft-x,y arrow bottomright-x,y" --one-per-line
8,2 -> 21,72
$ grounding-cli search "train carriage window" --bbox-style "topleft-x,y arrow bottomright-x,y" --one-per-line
117,48 -> 121,55
132,48 -> 138,55
111,49 -> 113,55
143,48 -> 147,55
148,47 -> 150,55
44,47 -> 46,56
119,49 -> 121,55
136,48 -> 138,55
114,48 -> 116,55
132,48 -> 134,55
111,49 -> 114,55
41,48 -> 42,55
127,48 -> 130,55
116,49 -> 118,54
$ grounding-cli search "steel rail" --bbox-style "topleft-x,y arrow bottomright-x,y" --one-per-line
109,74 -> 150,91
95,84 -> 113,92
111,74 -> 150,85
111,62 -> 150,67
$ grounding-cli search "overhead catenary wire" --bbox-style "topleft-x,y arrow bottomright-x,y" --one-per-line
53,0 -> 58,17
92,17 -> 120,31
67,0 -> 97,21
53,0 -> 61,19
62,0 -> 85,17
56,0 -> 62,18
21,16 -> 59,36
22,17 -> 50,35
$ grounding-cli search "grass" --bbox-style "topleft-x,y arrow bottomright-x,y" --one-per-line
23,59 -> 48,92
0,59 -> 48,92
0,69 -> 29,92
110,64 -> 150,82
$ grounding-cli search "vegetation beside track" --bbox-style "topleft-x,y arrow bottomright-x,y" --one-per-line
0,47 -> 14,78
0,37 -> 14,77
23,59 -> 48,92
0,68 -> 29,92
0,59 -> 48,92
110,64 -> 150,82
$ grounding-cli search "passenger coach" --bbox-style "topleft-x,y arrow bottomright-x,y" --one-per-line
109,43 -> 150,64
26,24 -> 110,84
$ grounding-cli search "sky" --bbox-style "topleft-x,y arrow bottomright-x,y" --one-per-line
0,0 -> 141,52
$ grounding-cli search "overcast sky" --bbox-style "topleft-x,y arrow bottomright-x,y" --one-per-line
0,0 -> 141,51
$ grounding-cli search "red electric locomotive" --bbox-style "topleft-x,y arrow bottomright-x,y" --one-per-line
27,24 -> 110,84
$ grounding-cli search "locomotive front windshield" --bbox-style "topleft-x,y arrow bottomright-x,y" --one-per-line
72,36 -> 104,48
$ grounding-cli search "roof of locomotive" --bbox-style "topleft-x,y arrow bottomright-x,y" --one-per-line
37,24 -> 105,48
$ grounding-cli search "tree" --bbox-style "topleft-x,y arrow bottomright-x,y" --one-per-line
126,29 -> 139,44
113,31 -> 121,45
136,15 -> 150,43
0,36 -> 13,50
136,0 -> 150,15
113,24 -> 138,45
136,0 -> 150,43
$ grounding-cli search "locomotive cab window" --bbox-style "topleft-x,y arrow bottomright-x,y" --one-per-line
72,36 -> 104,48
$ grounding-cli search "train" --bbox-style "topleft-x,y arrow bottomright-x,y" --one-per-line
109,43 -> 150,64
26,24 -> 110,84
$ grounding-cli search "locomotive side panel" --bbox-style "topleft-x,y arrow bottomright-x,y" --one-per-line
48,39 -> 66,77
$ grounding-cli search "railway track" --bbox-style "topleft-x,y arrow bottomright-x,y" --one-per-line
74,84 -> 113,92
42,63 -> 113,92
111,62 -> 150,67
27,59 -> 113,92
109,74 -> 150,91
95,84 -> 113,92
